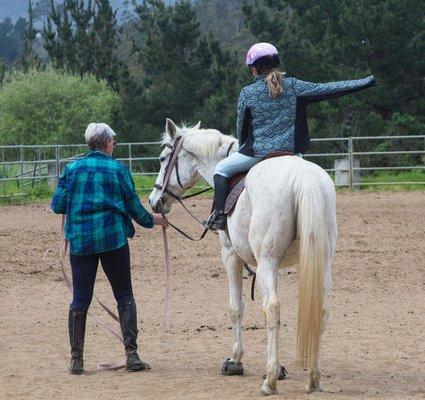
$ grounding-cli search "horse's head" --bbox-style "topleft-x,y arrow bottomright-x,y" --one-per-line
149,118 -> 203,214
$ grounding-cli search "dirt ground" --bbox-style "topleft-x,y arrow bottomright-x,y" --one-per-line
0,192 -> 424,400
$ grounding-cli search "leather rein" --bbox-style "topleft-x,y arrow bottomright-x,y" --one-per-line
153,137 -> 257,301
153,135 -> 218,241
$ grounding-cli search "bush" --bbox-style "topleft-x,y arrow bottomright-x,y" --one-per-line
0,68 -> 122,145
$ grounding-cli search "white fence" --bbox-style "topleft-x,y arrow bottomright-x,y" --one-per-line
0,135 -> 424,196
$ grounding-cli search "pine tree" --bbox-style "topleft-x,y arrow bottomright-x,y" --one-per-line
43,0 -> 72,69
43,0 -> 122,87
0,18 -> 20,62
69,0 -> 96,76
60,1 -> 77,71
43,11 -> 62,68
92,0 -> 119,87
0,60 -> 6,84
133,0 -> 212,125
241,0 -> 424,155
22,0 -> 41,72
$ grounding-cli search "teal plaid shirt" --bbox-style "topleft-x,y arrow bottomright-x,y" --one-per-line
51,151 -> 154,255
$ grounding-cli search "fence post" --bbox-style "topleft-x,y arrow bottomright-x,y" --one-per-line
128,143 -> 132,174
55,145 -> 60,184
348,137 -> 354,190
18,144 -> 25,189
2,148 -> 5,194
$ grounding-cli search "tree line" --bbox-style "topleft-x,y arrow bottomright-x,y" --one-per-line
0,0 -> 423,167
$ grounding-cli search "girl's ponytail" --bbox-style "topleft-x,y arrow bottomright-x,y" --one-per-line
265,69 -> 284,98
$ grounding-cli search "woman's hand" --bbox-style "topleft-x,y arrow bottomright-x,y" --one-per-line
152,213 -> 169,229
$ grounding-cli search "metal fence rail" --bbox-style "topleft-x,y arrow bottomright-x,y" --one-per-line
0,135 -> 424,196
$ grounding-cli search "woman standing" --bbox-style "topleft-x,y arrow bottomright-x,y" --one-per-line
206,42 -> 376,230
51,123 -> 168,374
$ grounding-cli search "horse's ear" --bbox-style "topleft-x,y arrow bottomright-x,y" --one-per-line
165,118 -> 178,138
193,121 -> 201,130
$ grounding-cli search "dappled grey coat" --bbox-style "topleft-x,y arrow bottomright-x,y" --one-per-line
237,75 -> 376,157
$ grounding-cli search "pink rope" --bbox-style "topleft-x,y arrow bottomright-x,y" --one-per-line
162,226 -> 172,328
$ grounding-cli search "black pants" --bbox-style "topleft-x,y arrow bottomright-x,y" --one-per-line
70,243 -> 133,311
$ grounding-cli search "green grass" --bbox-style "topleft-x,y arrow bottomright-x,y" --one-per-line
0,174 -> 213,205
132,175 -> 157,192
359,170 -> 425,191
0,182 -> 53,205
132,175 -> 212,197
1,171 -> 423,205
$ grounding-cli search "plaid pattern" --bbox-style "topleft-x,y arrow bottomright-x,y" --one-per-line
51,151 -> 154,255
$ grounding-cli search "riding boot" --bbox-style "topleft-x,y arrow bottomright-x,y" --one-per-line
206,174 -> 229,231
118,298 -> 149,372
68,308 -> 87,375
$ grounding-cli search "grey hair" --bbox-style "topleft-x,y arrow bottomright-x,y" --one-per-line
84,123 -> 116,151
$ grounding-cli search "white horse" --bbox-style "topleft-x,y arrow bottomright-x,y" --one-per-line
149,119 -> 337,396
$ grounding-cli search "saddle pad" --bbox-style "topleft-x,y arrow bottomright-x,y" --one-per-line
224,176 -> 246,215
223,151 -> 294,215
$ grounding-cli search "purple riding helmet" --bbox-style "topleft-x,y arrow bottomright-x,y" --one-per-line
245,42 -> 279,66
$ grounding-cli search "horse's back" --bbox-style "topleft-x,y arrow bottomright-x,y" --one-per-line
246,156 -> 335,254
244,156 -> 333,205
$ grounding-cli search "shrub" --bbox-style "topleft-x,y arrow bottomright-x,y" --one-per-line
0,68 -> 122,145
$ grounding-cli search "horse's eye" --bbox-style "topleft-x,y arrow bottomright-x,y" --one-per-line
159,157 -> 166,163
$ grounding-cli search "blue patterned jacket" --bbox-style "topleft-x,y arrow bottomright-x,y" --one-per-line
237,75 -> 376,156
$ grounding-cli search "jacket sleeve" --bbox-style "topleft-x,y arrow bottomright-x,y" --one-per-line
236,88 -> 249,147
119,166 -> 154,228
292,75 -> 376,103
51,167 -> 68,214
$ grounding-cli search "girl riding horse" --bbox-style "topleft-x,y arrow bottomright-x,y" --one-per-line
206,42 -> 376,230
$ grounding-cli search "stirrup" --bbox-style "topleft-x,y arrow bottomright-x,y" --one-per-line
205,210 -> 226,231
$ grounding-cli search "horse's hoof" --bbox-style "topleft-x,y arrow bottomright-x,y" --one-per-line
263,365 -> 287,380
306,383 -> 323,393
261,383 -> 278,396
221,358 -> 244,376
307,371 -> 322,393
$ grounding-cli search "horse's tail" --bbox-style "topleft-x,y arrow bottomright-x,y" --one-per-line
294,172 -> 328,370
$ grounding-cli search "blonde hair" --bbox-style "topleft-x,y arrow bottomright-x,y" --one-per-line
265,68 -> 284,98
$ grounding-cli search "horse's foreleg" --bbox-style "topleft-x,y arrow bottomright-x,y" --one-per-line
257,261 -> 280,396
221,245 -> 245,375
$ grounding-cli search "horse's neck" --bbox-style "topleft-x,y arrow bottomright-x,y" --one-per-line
195,156 -> 220,187
195,146 -> 238,187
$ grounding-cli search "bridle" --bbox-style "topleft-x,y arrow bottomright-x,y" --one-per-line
153,136 -> 237,240
154,135 -> 186,199
153,135 -> 213,241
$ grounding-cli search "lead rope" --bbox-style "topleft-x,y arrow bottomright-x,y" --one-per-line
44,215 -> 128,371
161,222 -> 172,328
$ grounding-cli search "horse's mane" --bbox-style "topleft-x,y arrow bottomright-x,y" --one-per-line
162,125 -> 237,158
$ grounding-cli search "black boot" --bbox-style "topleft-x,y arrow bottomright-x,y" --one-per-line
118,298 -> 149,372
206,174 -> 229,231
68,308 -> 87,375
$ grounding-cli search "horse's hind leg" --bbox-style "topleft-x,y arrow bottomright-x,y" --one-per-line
306,307 -> 328,393
220,237 -> 245,375
257,260 -> 280,396
307,261 -> 331,393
